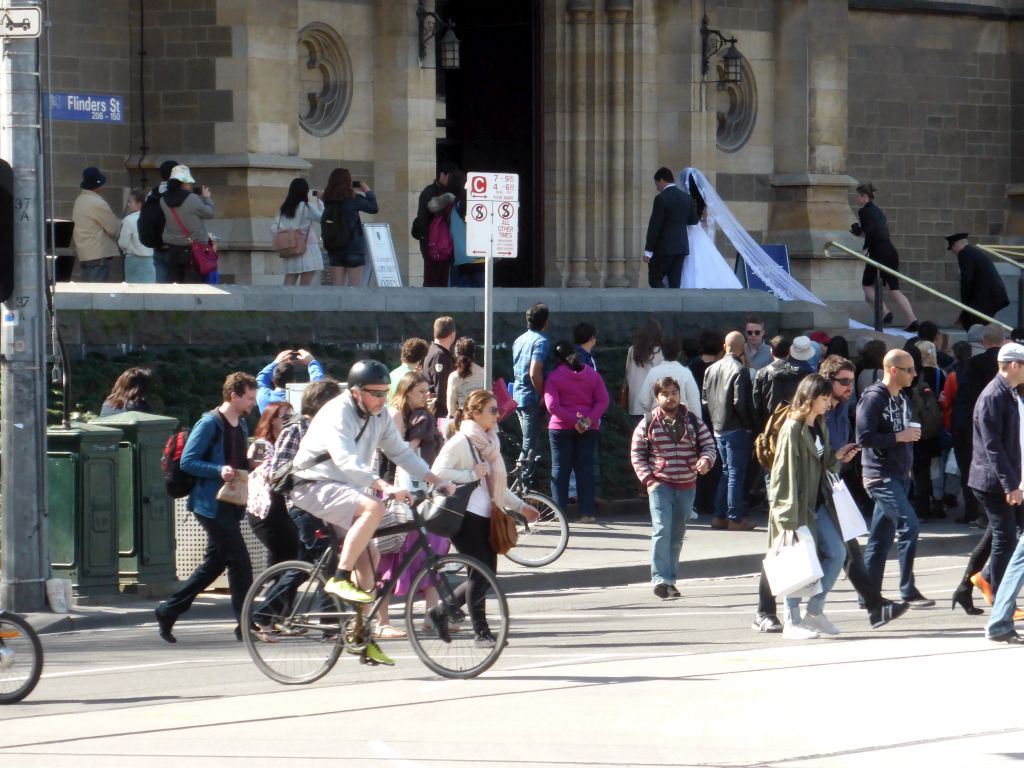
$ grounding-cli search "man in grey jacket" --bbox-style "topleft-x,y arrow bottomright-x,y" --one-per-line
701,331 -> 757,530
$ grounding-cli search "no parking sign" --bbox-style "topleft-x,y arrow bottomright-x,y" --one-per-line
466,172 -> 518,259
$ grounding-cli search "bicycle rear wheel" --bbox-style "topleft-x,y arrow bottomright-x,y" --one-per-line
504,492 -> 569,567
405,554 -> 508,679
241,560 -> 345,685
0,611 -> 43,704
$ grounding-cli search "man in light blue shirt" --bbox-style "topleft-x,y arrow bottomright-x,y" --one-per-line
512,303 -> 550,484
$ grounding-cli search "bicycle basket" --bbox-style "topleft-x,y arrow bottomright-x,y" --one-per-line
419,481 -> 477,537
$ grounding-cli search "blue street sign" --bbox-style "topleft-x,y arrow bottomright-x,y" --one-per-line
45,92 -> 124,123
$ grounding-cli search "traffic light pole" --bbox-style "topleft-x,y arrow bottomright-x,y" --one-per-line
1,2 -> 51,612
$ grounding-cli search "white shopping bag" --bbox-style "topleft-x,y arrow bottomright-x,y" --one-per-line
829,473 -> 868,540
763,526 -> 824,597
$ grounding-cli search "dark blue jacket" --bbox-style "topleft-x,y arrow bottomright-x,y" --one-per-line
968,373 -> 1021,495
181,410 -> 249,520
644,184 -> 699,257
855,380 -> 912,482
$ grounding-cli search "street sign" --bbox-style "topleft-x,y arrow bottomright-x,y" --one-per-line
0,8 -> 41,38
45,92 -> 125,123
465,172 -> 519,260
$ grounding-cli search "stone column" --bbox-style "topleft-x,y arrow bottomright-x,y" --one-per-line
1005,19 -> 1024,240
567,0 -> 594,287
766,0 -> 860,301
604,0 -> 632,287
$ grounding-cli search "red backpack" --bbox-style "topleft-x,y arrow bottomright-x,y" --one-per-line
426,203 -> 455,263
161,428 -> 195,498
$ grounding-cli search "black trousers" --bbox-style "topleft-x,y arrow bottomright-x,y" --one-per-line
647,252 -> 684,288
248,496 -> 299,568
450,512 -> 498,634
161,503 -> 253,623
972,490 -> 1018,593
952,431 -> 980,521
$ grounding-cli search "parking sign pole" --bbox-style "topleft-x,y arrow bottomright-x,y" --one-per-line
484,245 -> 493,386
1,2 -> 49,612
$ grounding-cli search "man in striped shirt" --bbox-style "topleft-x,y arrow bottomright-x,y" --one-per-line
631,377 -> 717,599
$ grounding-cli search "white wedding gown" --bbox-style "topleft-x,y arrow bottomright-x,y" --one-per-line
680,221 -> 743,289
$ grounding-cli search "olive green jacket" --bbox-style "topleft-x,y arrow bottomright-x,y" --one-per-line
767,416 -> 838,546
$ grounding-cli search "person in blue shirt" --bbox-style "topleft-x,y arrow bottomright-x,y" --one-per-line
512,303 -> 550,485
574,322 -> 597,370
256,348 -> 325,413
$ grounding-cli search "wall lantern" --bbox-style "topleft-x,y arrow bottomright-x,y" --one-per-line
700,13 -> 741,85
417,0 -> 461,70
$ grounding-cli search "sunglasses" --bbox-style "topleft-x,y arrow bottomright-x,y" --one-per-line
831,377 -> 854,386
746,329 -> 763,336
360,389 -> 390,399
894,366 -> 916,375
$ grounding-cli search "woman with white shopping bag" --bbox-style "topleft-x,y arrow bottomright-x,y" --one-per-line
768,375 -> 860,639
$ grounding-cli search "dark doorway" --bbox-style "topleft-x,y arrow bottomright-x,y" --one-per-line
437,0 -> 541,287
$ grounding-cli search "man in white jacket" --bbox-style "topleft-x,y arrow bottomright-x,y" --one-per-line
290,360 -> 455,646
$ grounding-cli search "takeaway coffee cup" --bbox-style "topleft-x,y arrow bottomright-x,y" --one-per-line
906,421 -> 921,429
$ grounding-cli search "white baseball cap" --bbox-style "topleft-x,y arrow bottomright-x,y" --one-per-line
169,164 -> 195,184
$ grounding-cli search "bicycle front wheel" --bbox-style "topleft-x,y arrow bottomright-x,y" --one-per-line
405,554 -> 508,679
504,492 -> 569,568
0,611 -> 43,704
241,560 -> 345,685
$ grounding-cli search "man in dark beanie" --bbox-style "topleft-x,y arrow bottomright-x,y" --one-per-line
71,166 -> 120,282
948,232 -> 1009,330
137,159 -> 178,282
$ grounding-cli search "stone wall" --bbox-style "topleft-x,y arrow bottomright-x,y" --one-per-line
847,9 -> 1015,314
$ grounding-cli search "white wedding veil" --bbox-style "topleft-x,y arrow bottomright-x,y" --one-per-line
681,167 -> 825,305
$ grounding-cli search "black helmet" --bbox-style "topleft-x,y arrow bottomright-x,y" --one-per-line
346,359 -> 390,389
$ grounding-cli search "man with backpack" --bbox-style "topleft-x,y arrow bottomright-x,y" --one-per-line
137,160 -> 178,283
156,372 -> 259,643
412,161 -> 458,287
631,376 -> 715,600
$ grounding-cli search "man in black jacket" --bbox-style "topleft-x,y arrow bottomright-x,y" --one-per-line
702,331 -> 756,530
948,233 -> 1010,330
138,159 -> 177,282
423,315 -> 457,417
752,336 -> 807,431
413,161 -> 458,287
643,167 -> 699,288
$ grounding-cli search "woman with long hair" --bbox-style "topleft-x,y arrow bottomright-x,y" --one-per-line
431,390 -> 540,646
856,339 -> 888,398
853,182 -> 917,332
624,318 -> 665,421
446,337 -> 486,417
101,367 -> 153,416
768,374 -> 859,639
321,167 -> 378,287
247,401 -> 299,567
545,341 -> 610,523
273,177 -> 324,286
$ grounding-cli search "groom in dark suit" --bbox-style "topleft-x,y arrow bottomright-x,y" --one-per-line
643,167 -> 700,288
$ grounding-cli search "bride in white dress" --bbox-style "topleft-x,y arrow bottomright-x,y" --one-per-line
680,169 -> 743,290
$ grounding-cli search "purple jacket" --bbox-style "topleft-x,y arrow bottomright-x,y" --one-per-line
543,364 -> 610,431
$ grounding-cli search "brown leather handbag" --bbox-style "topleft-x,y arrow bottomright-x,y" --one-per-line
489,503 -> 519,555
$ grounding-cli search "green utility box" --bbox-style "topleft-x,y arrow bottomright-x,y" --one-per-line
93,412 -> 179,594
47,422 -> 123,595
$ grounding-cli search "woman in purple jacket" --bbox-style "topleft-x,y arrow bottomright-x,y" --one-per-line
544,341 -> 610,522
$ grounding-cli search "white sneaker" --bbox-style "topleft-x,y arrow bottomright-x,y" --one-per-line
804,612 -> 840,636
782,622 -> 819,640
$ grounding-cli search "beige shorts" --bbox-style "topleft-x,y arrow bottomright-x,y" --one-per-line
289,480 -> 374,534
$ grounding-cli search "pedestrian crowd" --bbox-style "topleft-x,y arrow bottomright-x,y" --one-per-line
92,302 -> 1024,657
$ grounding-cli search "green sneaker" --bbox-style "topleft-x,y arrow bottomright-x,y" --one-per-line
324,577 -> 373,604
362,640 -> 395,667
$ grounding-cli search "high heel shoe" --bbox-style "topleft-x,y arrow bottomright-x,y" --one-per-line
951,586 -> 983,616
970,572 -> 994,605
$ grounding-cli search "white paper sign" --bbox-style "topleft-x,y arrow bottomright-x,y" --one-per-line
363,223 -> 403,287
465,172 -> 519,260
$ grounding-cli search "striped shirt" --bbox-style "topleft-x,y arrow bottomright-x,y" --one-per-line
630,406 -> 717,490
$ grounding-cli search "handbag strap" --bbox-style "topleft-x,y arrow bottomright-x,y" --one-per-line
167,204 -> 193,244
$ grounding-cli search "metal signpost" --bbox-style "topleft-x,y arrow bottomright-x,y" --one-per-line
1,2 -> 48,611
466,172 -> 519,384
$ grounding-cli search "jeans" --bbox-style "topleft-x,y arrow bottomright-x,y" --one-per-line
863,476 -> 920,600
160,504 -> 253,623
648,484 -> 696,585
714,429 -> 751,522
987,530 -> 1024,637
79,257 -> 111,282
550,428 -> 597,518
124,254 -> 156,283
785,508 -> 847,619
972,489 -> 1018,594
516,402 -> 545,486
153,249 -> 169,283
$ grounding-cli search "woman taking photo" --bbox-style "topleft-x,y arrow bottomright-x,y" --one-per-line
431,390 -> 539,646
321,167 -> 378,287
247,401 -> 299,568
446,337 -> 486,417
545,341 -> 609,523
272,178 -> 324,286
853,182 -> 918,332
768,374 -> 859,640
159,164 -> 214,284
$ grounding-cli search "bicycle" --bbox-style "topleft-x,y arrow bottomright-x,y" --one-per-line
504,450 -> 570,568
241,490 -> 508,684
0,609 -> 43,704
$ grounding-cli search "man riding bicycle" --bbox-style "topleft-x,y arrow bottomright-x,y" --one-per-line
289,360 -> 456,664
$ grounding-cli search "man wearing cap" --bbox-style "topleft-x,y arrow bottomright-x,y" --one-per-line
71,166 -> 121,282
969,345 -> 1024,615
948,233 -> 1009,330
160,164 -> 214,283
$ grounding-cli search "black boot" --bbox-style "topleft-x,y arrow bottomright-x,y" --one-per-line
951,584 -> 983,616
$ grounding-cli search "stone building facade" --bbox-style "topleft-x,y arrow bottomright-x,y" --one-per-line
32,0 -> 1024,319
